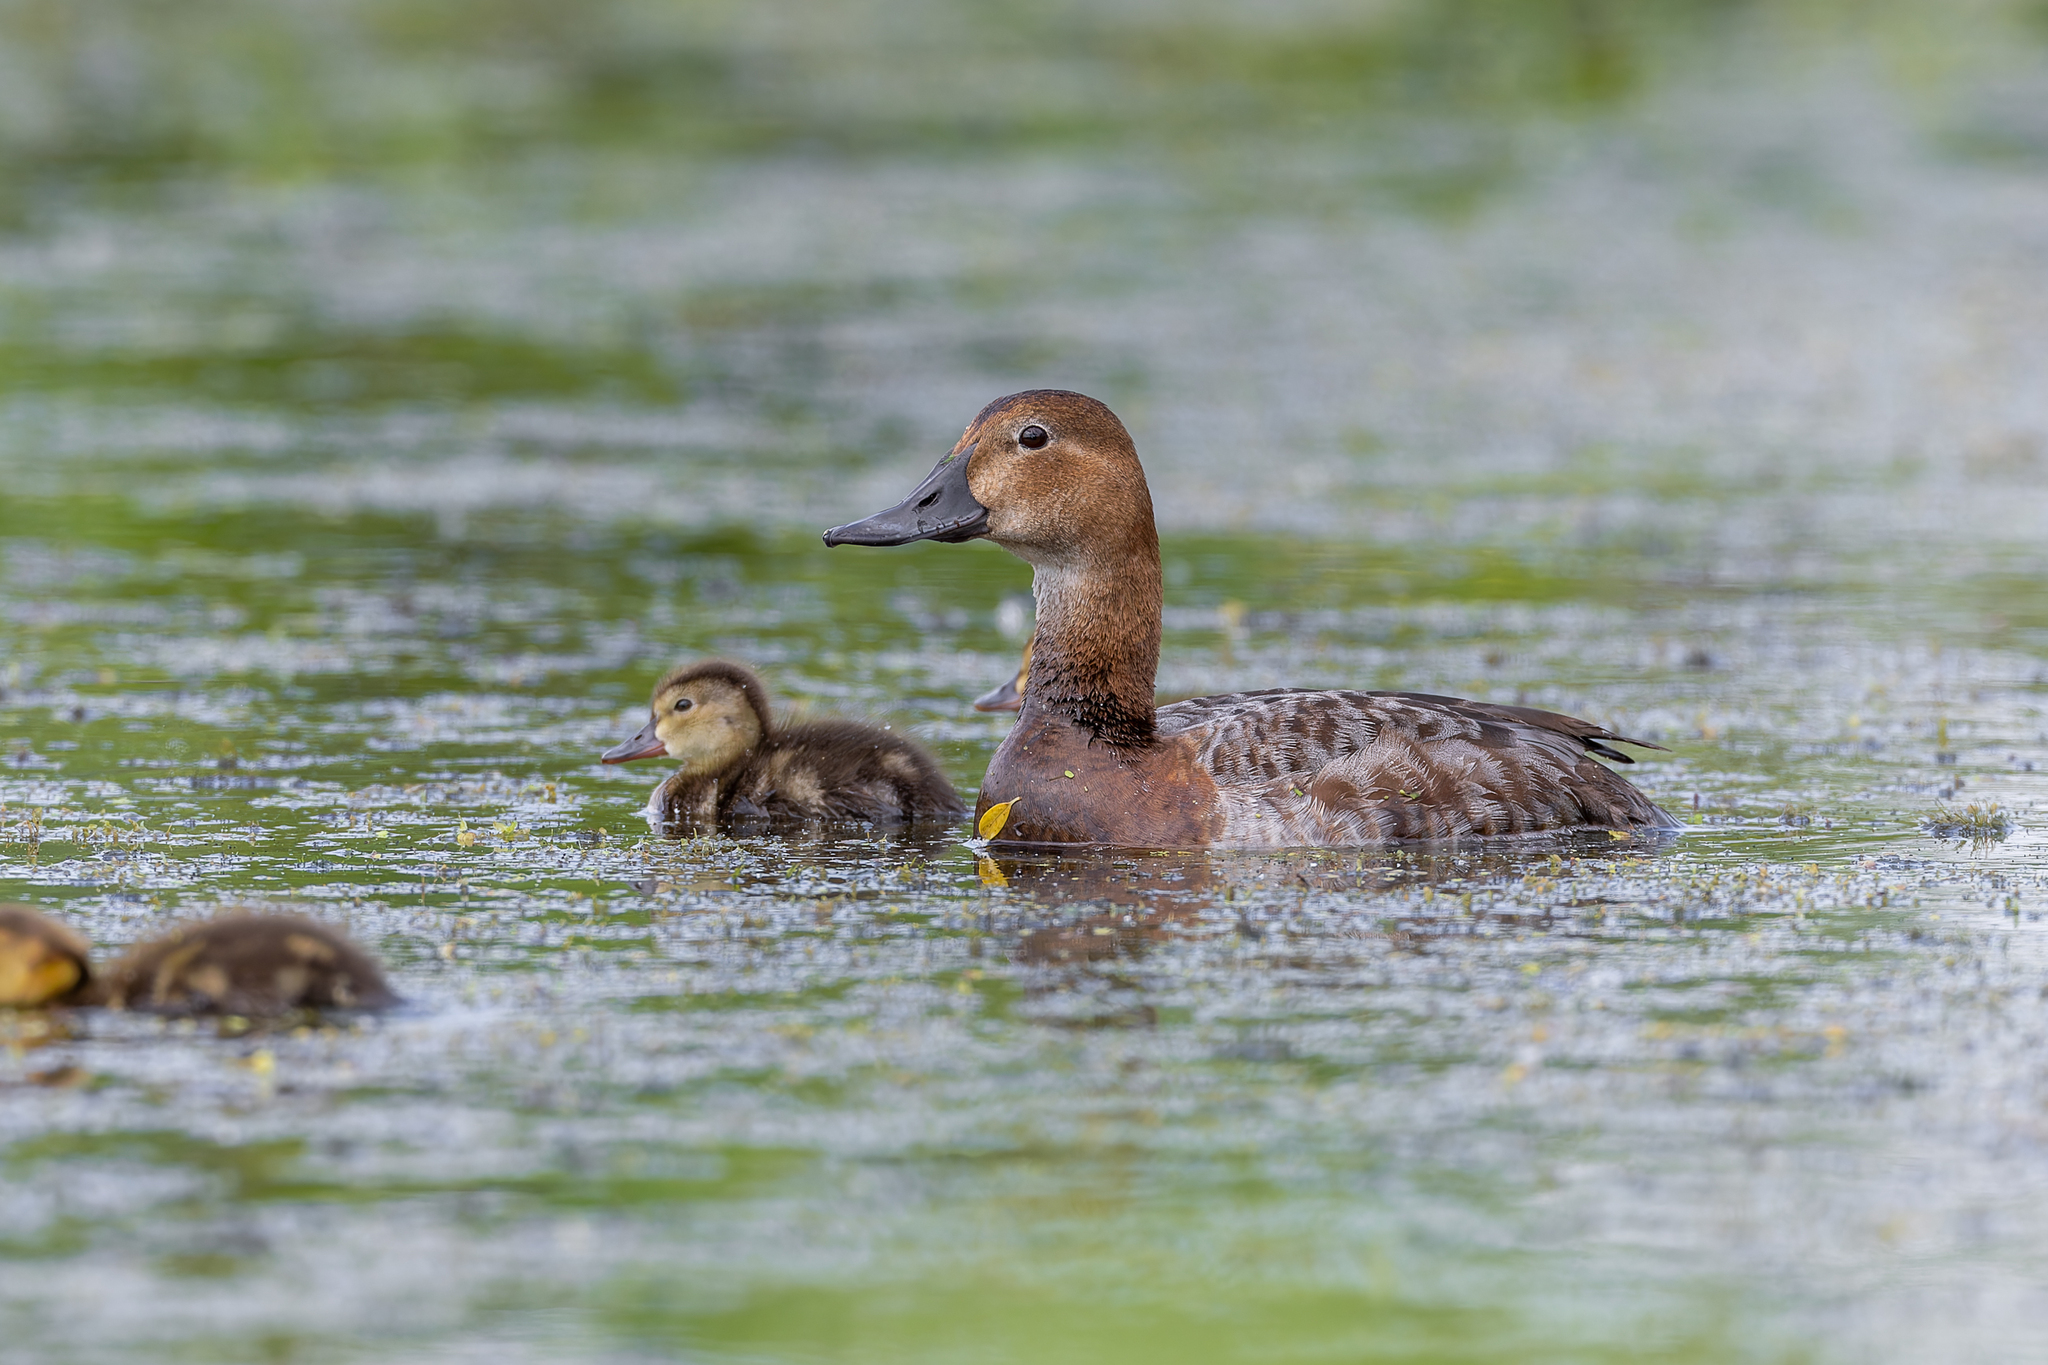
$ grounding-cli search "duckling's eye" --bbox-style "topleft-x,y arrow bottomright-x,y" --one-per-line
672,698 -> 694,714
1018,424 -> 1049,450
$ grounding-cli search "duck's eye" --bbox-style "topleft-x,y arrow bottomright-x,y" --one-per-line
672,697 -> 694,714
1018,424 -> 1049,450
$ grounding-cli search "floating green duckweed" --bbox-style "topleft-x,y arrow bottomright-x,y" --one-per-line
5,2 -> 2048,1360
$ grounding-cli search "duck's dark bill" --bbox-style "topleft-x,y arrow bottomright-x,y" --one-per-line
601,719 -> 665,764
822,446 -> 990,547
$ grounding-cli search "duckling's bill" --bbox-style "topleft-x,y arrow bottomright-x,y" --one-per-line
973,641 -> 1031,713
602,717 -> 667,764
823,444 -> 989,547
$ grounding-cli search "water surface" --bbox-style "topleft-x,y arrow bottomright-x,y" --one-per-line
5,2 -> 2048,1361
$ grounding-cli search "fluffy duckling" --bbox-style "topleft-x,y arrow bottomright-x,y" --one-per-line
0,904 -> 92,1007
826,390 -> 1676,848
973,635 -> 1032,713
601,659 -> 966,829
0,904 -> 396,1015
91,913 -> 399,1016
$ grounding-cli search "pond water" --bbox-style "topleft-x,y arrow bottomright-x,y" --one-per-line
5,2 -> 2048,1361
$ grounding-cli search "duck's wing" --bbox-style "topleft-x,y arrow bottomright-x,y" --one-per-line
1156,689 -> 1675,845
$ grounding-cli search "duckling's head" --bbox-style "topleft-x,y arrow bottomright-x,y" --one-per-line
602,660 -> 775,776
824,390 -> 1155,568
972,635 -> 1033,713
0,905 -> 92,1008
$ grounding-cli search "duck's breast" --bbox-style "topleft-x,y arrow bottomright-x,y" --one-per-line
978,710 -> 1223,846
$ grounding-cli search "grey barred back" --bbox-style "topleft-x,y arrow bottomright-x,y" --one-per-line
1158,688 -> 1676,847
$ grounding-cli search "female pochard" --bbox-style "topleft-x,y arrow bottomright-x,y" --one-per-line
826,390 -> 1676,848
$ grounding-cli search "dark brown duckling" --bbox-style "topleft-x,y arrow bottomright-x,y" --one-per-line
0,904 -> 93,1008
601,659 -> 967,830
88,913 -> 399,1016
973,635 -> 1032,713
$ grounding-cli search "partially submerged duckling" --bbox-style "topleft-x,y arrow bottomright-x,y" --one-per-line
0,904 -> 396,1015
0,904 -> 92,1007
826,390 -> 1677,848
602,659 -> 967,829
91,913 -> 399,1016
974,635 -> 1033,713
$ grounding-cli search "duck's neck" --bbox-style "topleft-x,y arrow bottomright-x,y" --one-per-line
1021,526 -> 1161,749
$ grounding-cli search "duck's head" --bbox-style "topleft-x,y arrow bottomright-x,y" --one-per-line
0,905 -> 92,1008
823,390 -> 1155,568
601,660 -> 775,775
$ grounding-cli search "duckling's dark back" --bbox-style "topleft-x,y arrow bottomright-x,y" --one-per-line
728,717 -> 966,825
92,913 -> 399,1016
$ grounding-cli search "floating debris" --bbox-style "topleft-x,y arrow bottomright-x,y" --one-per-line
1921,801 -> 2014,846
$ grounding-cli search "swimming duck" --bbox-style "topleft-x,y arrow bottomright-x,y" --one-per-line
601,659 -> 967,829
91,913 -> 399,1015
973,636 -> 1033,713
825,390 -> 1677,848
0,905 -> 396,1014
0,904 -> 92,1007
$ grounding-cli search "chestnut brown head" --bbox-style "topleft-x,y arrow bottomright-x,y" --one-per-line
823,390 -> 1156,569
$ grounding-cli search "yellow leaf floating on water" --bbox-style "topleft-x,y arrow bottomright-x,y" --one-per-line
1608,829 -> 1629,840
977,800 -> 1016,840
455,819 -> 476,847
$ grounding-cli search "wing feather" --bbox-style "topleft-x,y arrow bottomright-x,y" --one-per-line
1158,688 -> 1673,846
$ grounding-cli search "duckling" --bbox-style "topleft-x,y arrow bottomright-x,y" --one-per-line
89,913 -> 399,1016
973,635 -> 1033,713
0,904 -> 92,1007
826,390 -> 1677,848
0,905 -> 396,1015
601,659 -> 967,829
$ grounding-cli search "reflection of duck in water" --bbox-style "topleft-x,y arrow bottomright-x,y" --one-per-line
828,391 -> 1677,848
602,660 -> 966,831
981,840 -> 1644,967
0,904 -> 397,1013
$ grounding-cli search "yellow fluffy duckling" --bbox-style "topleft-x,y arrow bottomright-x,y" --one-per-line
0,905 -> 92,1007
602,659 -> 966,829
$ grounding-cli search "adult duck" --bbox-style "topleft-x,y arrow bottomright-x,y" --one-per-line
825,390 -> 1677,848
602,659 -> 966,830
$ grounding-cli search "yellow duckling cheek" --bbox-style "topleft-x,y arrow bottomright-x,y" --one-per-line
0,950 -> 81,1007
977,800 -> 1017,840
